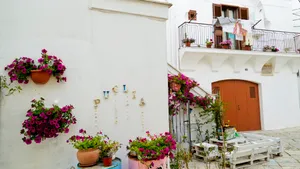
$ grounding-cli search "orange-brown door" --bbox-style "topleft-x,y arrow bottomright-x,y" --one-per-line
212,80 -> 261,131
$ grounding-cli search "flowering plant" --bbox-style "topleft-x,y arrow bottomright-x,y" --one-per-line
182,33 -> 195,43
37,49 -> 67,82
99,138 -> 121,158
67,129 -> 104,150
0,75 -> 22,96
193,95 -> 213,110
205,39 -> 214,45
168,73 -> 198,115
4,57 -> 36,84
271,46 -> 279,52
20,97 -> 76,145
127,131 -> 176,163
220,40 -> 232,46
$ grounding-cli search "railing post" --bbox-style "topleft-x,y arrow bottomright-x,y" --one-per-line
187,101 -> 192,153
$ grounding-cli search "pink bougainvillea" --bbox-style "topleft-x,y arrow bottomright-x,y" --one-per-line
20,97 -> 76,145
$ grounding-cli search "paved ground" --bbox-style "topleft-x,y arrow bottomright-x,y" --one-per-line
189,127 -> 300,169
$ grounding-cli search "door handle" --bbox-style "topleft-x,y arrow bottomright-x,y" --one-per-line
237,105 -> 240,110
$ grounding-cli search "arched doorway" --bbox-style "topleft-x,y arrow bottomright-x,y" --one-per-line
212,80 -> 261,131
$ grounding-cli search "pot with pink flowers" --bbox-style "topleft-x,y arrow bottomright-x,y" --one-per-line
67,129 -> 105,167
127,131 -> 176,169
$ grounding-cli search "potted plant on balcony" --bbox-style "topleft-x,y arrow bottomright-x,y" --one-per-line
220,40 -> 232,49
263,45 -> 272,52
127,131 -> 176,169
99,138 -> 121,167
243,40 -> 251,51
182,33 -> 195,47
67,129 -> 105,167
205,39 -> 214,48
271,46 -> 279,52
32,49 -> 67,84
298,49 -> 300,54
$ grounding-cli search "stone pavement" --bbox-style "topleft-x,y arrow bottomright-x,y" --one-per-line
189,127 -> 300,169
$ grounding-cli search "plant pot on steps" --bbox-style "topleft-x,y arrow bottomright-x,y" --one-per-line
30,70 -> 51,84
77,148 -> 100,167
103,157 -> 113,167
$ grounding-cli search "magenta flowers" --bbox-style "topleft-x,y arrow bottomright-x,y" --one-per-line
4,49 -> 67,84
20,97 -> 76,145
127,131 -> 176,164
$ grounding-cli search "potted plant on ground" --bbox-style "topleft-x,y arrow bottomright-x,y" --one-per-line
32,49 -> 67,84
182,33 -> 195,47
127,131 -> 176,169
99,137 -> 121,167
20,97 -> 76,145
271,46 -> 279,52
67,129 -> 105,167
220,40 -> 232,49
205,39 -> 213,48
4,57 -> 36,84
243,40 -> 251,51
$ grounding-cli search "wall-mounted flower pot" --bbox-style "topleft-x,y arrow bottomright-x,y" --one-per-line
185,42 -> 191,47
206,44 -> 212,48
170,82 -> 181,92
103,157 -> 113,167
221,45 -> 230,49
30,70 -> 51,84
77,149 -> 100,167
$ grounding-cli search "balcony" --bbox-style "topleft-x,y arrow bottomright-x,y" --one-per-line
178,22 -> 300,73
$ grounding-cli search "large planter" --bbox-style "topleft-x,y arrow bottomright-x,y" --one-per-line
103,157 -> 113,167
128,156 -> 168,169
77,148 -> 100,167
30,70 -> 51,84
170,82 -> 181,92
243,46 -> 251,51
185,42 -> 191,47
221,44 -> 230,49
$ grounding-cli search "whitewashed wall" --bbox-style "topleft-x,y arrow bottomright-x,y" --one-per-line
167,0 -> 297,68
0,0 -> 171,168
181,60 -> 300,131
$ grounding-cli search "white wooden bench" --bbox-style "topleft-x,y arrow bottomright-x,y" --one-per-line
193,143 -> 220,162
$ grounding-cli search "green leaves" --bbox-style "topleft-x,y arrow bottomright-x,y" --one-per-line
0,75 -> 22,96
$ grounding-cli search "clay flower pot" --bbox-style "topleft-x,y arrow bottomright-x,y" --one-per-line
170,82 -> 181,92
103,157 -> 113,167
30,70 -> 51,84
206,44 -> 212,48
221,44 -> 230,49
243,46 -> 251,51
77,148 -> 100,167
185,42 -> 191,47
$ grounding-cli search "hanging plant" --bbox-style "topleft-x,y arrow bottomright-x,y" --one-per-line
4,57 -> 36,84
4,49 -> 67,85
20,97 -> 76,145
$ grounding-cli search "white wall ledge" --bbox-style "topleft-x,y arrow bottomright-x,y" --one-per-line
89,0 -> 172,20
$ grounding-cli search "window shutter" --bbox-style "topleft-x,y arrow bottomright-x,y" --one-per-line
213,4 -> 222,19
239,7 -> 249,20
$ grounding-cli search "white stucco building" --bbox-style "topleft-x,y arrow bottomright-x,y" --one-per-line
1,0 -> 300,168
167,0 -> 300,131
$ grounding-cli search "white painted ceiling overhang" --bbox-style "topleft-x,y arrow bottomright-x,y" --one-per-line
179,48 -> 300,73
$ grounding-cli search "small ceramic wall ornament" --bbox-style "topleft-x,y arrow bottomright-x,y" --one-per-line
139,98 -> 146,107
103,91 -> 109,99
112,85 -> 118,94
132,91 -> 136,99
93,99 -> 100,110
123,84 -> 128,93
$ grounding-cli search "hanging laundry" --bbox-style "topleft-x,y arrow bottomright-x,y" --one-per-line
233,21 -> 247,41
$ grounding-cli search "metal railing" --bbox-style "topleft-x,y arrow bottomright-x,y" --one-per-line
178,22 -> 300,53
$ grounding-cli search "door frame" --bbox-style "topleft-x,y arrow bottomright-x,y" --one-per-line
212,79 -> 264,131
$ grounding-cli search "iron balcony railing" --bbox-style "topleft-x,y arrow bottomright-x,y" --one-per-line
178,22 -> 300,53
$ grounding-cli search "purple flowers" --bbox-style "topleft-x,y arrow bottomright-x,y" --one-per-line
20,97 -> 76,145
220,40 -> 232,46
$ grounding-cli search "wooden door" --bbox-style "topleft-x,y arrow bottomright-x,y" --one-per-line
212,80 -> 261,131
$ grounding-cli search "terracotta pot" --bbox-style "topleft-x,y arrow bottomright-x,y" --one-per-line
221,44 -> 230,49
185,42 -> 191,47
206,44 -> 212,48
243,46 -> 251,51
30,70 -> 51,84
170,82 -> 181,92
77,149 -> 100,167
103,157 -> 112,167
